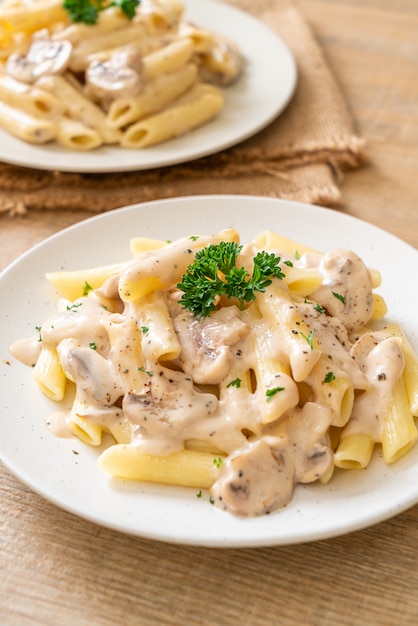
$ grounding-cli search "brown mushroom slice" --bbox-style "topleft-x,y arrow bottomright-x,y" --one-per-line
197,37 -> 244,86
6,38 -> 72,84
85,48 -> 144,102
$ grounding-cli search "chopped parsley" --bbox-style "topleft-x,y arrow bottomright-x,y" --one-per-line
177,241 -> 285,317
138,367 -> 153,376
299,329 -> 316,350
332,291 -> 346,305
82,281 -> 92,296
213,457 -> 223,469
226,377 -> 241,389
323,371 -> 336,383
196,490 -> 203,498
140,325 -> 149,334
314,303 -> 326,314
294,250 -> 301,260
63,0 -> 141,25
89,342 -> 97,350
266,386 -> 285,400
283,260 -> 293,267
35,325 -> 42,342
66,302 -> 82,312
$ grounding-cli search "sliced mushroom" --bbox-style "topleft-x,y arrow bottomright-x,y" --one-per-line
197,36 -> 244,86
6,38 -> 72,84
85,47 -> 144,102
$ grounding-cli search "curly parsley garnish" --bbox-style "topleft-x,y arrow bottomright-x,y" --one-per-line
63,0 -> 141,25
177,241 -> 285,317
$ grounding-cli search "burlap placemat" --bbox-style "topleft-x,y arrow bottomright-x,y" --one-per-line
0,0 -> 365,217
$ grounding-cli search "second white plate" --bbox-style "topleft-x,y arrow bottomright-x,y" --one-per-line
0,0 -> 297,173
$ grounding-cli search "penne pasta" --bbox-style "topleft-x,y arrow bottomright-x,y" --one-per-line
37,74 -> 121,144
334,432 -> 375,470
33,347 -> 66,401
46,261 -> 127,301
0,73 -> 67,118
98,446 -> 221,488
56,116 -> 103,151
120,82 -> 224,149
142,37 -> 194,81
106,62 -> 198,130
382,377 -> 418,464
0,99 -> 57,143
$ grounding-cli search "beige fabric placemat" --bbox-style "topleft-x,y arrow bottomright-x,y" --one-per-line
0,0 -> 365,217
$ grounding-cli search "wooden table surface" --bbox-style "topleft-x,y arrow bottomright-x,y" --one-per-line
1,1 -> 418,624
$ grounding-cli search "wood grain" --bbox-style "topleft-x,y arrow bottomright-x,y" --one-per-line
1,1 -> 418,625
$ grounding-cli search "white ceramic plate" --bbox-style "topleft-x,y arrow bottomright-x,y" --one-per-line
0,0 -> 296,173
1,196 -> 417,547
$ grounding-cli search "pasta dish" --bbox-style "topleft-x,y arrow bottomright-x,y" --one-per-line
9,227 -> 418,516
0,0 -> 243,150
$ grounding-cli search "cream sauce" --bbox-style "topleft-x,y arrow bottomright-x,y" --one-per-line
344,336 -> 404,440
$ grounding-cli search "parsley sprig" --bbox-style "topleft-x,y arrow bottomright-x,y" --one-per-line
63,0 -> 141,25
177,242 -> 285,317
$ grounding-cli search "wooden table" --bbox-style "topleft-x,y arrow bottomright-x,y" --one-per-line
1,1 -> 417,624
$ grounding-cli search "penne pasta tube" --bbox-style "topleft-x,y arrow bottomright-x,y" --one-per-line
381,377 -> 418,464
46,262 -> 126,301
256,281 -> 321,382
106,62 -> 198,129
0,100 -> 57,143
52,7 -> 132,45
334,432 -> 375,470
98,445 -> 221,488
106,318 -> 153,396
69,410 -> 103,446
384,323 -> 418,415
142,36 -> 194,81
68,23 -> 150,72
282,266 -> 323,298
129,237 -> 168,255
177,22 -> 214,52
244,306 -> 299,424
137,292 -> 181,362
56,117 -> 103,151
138,0 -> 184,34
0,73 -> 67,118
0,0 -> 68,36
121,83 -> 224,149
304,359 -> 354,427
371,293 -> 387,320
37,74 -> 121,144
253,230 -> 320,258
33,347 -> 66,401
